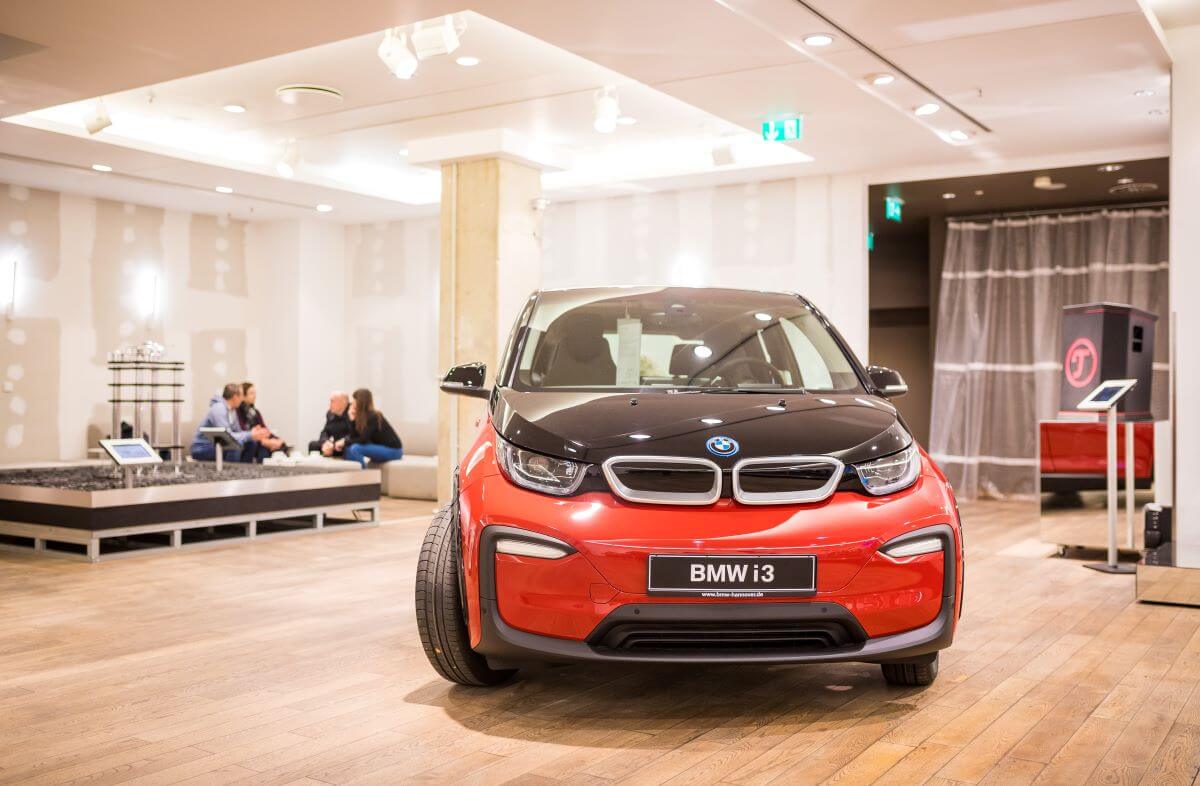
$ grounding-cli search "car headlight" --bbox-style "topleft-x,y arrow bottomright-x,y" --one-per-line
854,443 -> 921,496
495,435 -> 587,496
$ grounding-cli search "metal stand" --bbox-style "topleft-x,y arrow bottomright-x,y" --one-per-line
1085,405 -> 1136,574
215,449 -> 223,473
123,466 -> 134,489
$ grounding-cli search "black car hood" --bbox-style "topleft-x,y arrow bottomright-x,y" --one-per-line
492,388 -> 911,466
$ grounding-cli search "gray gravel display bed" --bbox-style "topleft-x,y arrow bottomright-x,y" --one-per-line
0,463 -> 355,492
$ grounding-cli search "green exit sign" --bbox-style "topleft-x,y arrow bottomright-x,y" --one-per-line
885,196 -> 904,222
762,116 -> 803,142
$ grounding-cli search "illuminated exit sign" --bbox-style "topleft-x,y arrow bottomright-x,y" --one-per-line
885,196 -> 904,222
761,116 -> 803,142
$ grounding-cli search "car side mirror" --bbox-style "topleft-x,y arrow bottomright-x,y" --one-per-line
867,365 -> 908,398
440,362 -> 490,399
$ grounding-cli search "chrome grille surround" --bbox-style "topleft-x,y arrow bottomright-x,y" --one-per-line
731,455 -> 844,505
601,455 -> 722,505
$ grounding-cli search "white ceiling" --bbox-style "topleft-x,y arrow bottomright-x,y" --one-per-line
0,0 -> 1173,221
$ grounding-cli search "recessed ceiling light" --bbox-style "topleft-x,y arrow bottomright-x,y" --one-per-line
700,418 -> 724,425
942,193 -> 956,200
315,203 -> 333,213
630,433 -> 652,440
1117,177 -> 1135,185
947,129 -> 973,142
1134,89 -> 1156,97
617,116 -> 637,126
867,73 -> 894,86
803,33 -> 834,46
91,163 -> 112,172
914,102 -> 940,117
215,186 -> 233,194
1097,163 -> 1125,173
1148,108 -> 1168,116
974,189 -> 984,196
223,103 -> 246,114
1033,175 -> 1067,191
693,345 -> 713,359
754,312 -> 771,321
455,55 -> 480,67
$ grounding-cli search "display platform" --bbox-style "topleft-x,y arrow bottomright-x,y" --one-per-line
0,463 -> 381,561
1138,542 -> 1200,607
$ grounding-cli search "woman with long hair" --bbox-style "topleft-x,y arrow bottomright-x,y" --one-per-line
340,387 -> 403,467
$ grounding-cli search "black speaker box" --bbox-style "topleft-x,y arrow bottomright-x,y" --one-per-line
1060,302 -> 1156,416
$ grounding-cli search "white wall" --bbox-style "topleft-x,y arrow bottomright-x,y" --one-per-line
1169,23 -> 1200,548
4,171 -> 871,464
541,174 -> 870,360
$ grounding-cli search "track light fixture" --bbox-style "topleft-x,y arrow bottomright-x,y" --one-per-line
411,15 -> 461,60
85,99 -> 112,135
276,139 -> 299,178
593,85 -> 620,134
378,28 -> 419,79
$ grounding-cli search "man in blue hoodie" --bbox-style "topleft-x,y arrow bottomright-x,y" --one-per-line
189,383 -> 268,462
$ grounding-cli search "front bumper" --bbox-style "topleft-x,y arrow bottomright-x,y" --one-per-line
474,522 -> 958,668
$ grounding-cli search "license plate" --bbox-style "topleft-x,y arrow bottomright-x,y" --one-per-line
647,554 -> 816,598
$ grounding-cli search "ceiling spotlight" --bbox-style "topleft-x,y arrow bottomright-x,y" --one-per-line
215,186 -> 233,194
942,193 -> 956,200
223,103 -> 246,114
91,163 -> 112,172
803,33 -> 834,46
84,99 -> 112,135
947,129 -> 973,142
455,55 -> 480,67
617,116 -> 637,126
275,140 -> 299,178
1134,89 -> 1156,97
411,14 -> 461,59
378,28 -> 418,79
914,102 -> 940,117
1097,163 -> 1124,173
315,203 -> 333,213
868,73 -> 895,86
1033,175 -> 1067,191
594,85 -> 620,134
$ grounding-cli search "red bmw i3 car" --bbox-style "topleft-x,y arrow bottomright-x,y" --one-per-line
416,286 -> 963,687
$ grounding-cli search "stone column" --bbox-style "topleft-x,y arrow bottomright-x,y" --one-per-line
437,157 -> 541,503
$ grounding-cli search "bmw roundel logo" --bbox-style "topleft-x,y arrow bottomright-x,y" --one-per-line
706,436 -> 740,457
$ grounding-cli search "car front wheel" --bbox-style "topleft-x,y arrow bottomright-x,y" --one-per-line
415,505 -> 516,687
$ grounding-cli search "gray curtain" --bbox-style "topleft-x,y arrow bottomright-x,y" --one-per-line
929,207 -> 1169,500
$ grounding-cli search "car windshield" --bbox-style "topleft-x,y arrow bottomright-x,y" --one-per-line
503,287 -> 863,393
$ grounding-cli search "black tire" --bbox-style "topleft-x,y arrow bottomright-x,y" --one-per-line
881,653 -> 939,687
414,505 -> 516,687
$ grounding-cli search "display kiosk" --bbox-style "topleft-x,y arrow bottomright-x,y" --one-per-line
198,427 -> 239,472
1075,379 -> 1139,574
98,437 -> 162,488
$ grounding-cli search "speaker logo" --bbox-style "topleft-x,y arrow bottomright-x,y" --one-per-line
1065,337 -> 1098,389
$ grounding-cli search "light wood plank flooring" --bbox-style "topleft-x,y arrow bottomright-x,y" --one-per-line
1,498 -> 1198,785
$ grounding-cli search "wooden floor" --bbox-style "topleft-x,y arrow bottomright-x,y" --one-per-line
1,498 -> 1198,786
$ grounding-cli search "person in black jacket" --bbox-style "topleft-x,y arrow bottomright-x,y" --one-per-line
341,388 -> 403,467
238,382 -> 285,460
309,390 -> 352,456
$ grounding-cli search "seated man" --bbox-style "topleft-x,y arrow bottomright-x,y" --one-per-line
309,390 -> 352,457
189,383 -> 269,463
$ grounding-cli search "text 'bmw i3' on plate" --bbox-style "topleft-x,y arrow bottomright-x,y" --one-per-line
416,286 -> 963,688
